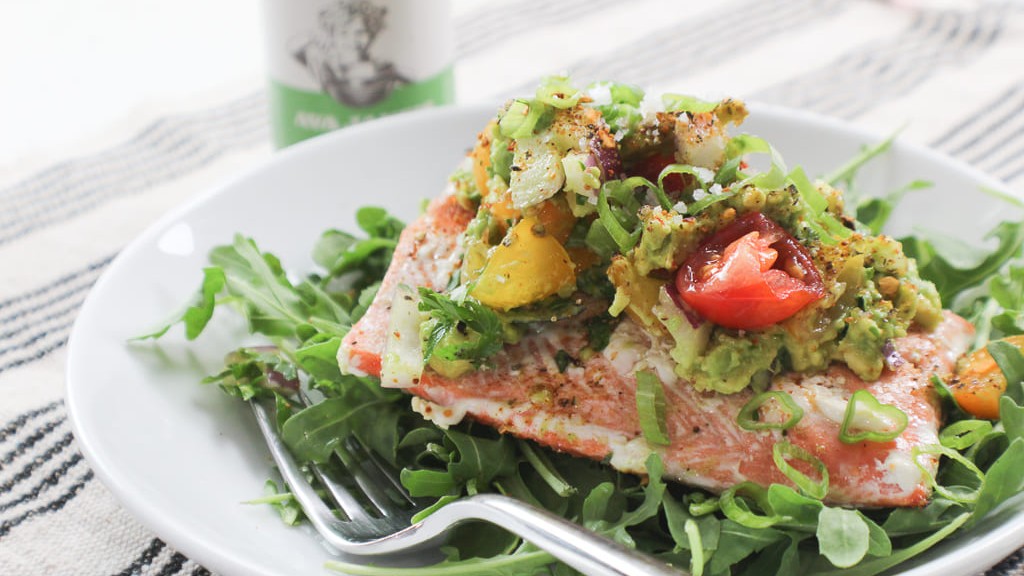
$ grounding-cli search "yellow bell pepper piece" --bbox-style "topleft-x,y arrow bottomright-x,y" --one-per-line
470,217 -> 576,311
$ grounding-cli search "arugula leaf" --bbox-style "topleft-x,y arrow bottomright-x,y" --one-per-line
816,507 -> 870,568
970,438 -> 1024,525
281,394 -> 392,463
855,180 -> 931,235
200,347 -> 298,401
824,130 -> 899,190
445,429 -> 517,488
708,520 -> 785,575
294,337 -> 343,382
902,221 -> 1024,305
989,340 -> 1024,402
243,480 -> 303,526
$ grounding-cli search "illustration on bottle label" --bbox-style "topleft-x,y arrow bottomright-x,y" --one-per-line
264,0 -> 455,147
291,1 -> 406,107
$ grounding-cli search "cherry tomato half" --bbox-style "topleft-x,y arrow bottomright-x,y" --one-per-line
951,334 -> 1024,419
675,212 -> 825,330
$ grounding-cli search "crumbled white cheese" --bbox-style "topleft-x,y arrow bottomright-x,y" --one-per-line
588,82 -> 612,106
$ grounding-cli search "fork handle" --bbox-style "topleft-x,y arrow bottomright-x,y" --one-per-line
423,493 -> 687,576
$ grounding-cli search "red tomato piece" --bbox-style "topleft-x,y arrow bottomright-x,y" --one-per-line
675,212 -> 825,330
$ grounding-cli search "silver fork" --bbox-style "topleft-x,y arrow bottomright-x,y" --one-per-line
250,396 -> 686,576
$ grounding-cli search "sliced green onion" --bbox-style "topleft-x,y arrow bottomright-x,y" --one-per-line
685,518 -> 706,576
714,134 -> 788,190
737,391 -> 804,431
719,481 -> 783,529
911,444 -> 985,504
498,99 -> 549,139
839,390 -> 909,444
617,175 -> 668,210
535,75 -> 581,109
597,185 -> 640,253
939,420 -> 994,450
636,370 -> 670,446
787,167 -> 851,243
688,493 -> 720,516
687,188 -> 737,215
772,441 -> 829,500
656,164 -> 712,203
924,447 -> 985,501
662,93 -> 719,114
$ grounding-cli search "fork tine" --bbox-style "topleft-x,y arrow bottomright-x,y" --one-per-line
309,458 -> 376,523
294,391 -> 412,519
336,436 -> 416,513
285,391 -> 379,523
347,436 -> 417,506
249,398 -> 363,534
295,389 -> 414,516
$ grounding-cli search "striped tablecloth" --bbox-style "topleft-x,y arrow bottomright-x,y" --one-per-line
2,0 -> 1023,574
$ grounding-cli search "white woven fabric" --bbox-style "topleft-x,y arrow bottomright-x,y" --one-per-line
1,0 -> 1023,574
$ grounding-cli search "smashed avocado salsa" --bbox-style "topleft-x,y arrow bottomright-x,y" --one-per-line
424,76 -> 942,394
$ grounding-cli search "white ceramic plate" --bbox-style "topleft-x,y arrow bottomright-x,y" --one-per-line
67,104 -> 1024,576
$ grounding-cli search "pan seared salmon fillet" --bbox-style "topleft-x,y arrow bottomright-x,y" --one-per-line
340,192 -> 974,507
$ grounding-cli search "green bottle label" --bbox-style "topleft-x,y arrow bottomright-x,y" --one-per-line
268,66 -> 454,147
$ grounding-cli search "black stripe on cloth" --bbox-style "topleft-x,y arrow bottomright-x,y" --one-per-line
0,469 -> 93,539
930,83 -> 1024,158
0,254 -> 114,376
113,538 -> 166,576
986,547 -> 1024,576
929,81 -> 1024,184
191,567 -> 211,576
753,3 -> 1008,119
976,137 -> 1024,182
0,416 -> 68,467
0,401 -> 60,444
0,93 -> 269,248
956,101 -> 1024,177
0,335 -> 71,376
0,452 -> 84,513
0,299 -> 87,356
454,0 -> 622,56
0,431 -> 75,494
505,0 -> 843,98
996,151 -> 1024,184
154,552 -> 189,576
0,253 -> 112,319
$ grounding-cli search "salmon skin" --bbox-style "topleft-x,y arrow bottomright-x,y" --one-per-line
340,192 -> 974,508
